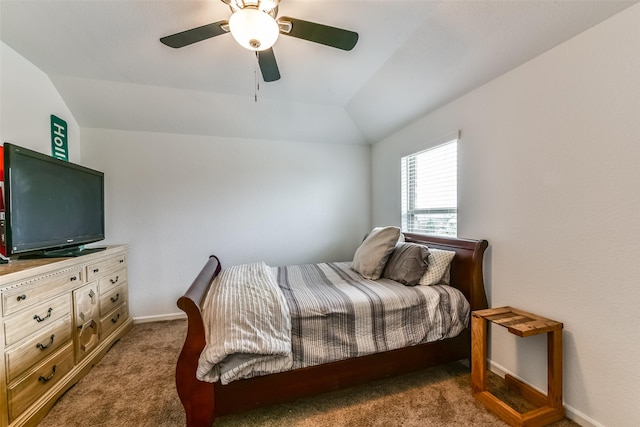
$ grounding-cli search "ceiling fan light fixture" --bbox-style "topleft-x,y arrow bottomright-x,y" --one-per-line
228,7 -> 279,51
225,0 -> 279,15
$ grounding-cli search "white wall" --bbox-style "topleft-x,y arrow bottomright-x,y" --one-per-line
0,42 -> 80,160
372,5 -> 640,427
80,128 -> 371,320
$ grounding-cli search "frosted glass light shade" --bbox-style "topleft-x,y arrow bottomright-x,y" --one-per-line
229,8 -> 279,51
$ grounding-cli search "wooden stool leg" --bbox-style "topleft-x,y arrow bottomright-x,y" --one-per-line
547,329 -> 563,410
471,314 -> 487,393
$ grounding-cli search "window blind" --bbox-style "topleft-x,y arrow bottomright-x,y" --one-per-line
401,137 -> 458,237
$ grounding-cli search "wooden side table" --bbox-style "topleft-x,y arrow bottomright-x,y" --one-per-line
471,306 -> 564,426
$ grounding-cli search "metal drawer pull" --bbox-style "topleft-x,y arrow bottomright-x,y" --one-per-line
111,313 -> 120,324
17,294 -> 27,301
38,365 -> 57,383
34,307 -> 53,323
110,276 -> 119,285
119,259 -> 124,263
70,276 -> 77,281
93,268 -> 99,273
36,334 -> 55,350
110,293 -> 120,303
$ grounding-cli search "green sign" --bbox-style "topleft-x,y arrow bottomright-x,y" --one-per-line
50,115 -> 68,161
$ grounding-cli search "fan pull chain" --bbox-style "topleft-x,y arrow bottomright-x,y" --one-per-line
254,52 -> 260,102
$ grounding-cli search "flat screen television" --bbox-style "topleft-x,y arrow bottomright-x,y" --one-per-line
3,143 -> 106,258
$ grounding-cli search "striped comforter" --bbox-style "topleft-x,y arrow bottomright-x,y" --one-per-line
277,262 -> 470,369
197,261 -> 470,384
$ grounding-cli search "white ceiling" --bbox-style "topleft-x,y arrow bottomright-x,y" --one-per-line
1,0 -> 636,145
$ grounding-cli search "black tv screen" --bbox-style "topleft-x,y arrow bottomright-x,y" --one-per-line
3,143 -> 105,257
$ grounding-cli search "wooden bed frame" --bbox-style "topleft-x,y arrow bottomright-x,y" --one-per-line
175,234 -> 489,426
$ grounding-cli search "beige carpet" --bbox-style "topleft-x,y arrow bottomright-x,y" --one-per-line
40,320 -> 578,427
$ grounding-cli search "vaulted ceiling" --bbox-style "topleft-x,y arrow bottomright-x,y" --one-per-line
1,0 -> 636,145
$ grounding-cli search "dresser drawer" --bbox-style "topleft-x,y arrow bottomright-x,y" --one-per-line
86,254 -> 127,282
97,267 -> 127,295
99,281 -> 127,314
2,268 -> 81,316
3,293 -> 72,347
5,316 -> 73,383
100,303 -> 128,340
8,342 -> 74,422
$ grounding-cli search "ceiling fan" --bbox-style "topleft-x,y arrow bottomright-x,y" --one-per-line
160,0 -> 359,82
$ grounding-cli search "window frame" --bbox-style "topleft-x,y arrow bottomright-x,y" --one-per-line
401,134 -> 458,237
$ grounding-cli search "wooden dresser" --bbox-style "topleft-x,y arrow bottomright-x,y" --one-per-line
0,245 -> 132,427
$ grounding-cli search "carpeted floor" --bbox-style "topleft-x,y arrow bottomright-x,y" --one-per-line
40,320 -> 578,426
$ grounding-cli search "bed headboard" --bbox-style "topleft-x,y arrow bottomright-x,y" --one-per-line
403,234 -> 489,311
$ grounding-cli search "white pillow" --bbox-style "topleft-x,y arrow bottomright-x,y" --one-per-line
352,226 -> 401,280
419,248 -> 456,286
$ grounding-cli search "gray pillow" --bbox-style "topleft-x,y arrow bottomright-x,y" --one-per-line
382,243 -> 430,286
352,226 -> 401,280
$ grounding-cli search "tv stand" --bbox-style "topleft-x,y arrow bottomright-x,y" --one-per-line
18,246 -> 107,260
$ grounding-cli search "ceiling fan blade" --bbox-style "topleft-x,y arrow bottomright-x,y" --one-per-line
279,17 -> 358,51
160,21 -> 229,48
257,48 -> 281,82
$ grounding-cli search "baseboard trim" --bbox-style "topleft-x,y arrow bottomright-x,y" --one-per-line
488,359 -> 602,427
132,312 -> 187,324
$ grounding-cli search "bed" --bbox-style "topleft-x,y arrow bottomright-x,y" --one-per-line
175,232 -> 489,426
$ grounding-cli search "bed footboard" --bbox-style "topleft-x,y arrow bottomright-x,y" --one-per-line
175,255 -> 221,427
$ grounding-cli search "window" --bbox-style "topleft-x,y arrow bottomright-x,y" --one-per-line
401,136 -> 458,237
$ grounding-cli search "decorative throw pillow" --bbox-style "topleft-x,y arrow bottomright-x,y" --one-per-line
419,248 -> 456,286
382,243 -> 430,286
361,229 -> 405,243
352,226 -> 401,280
